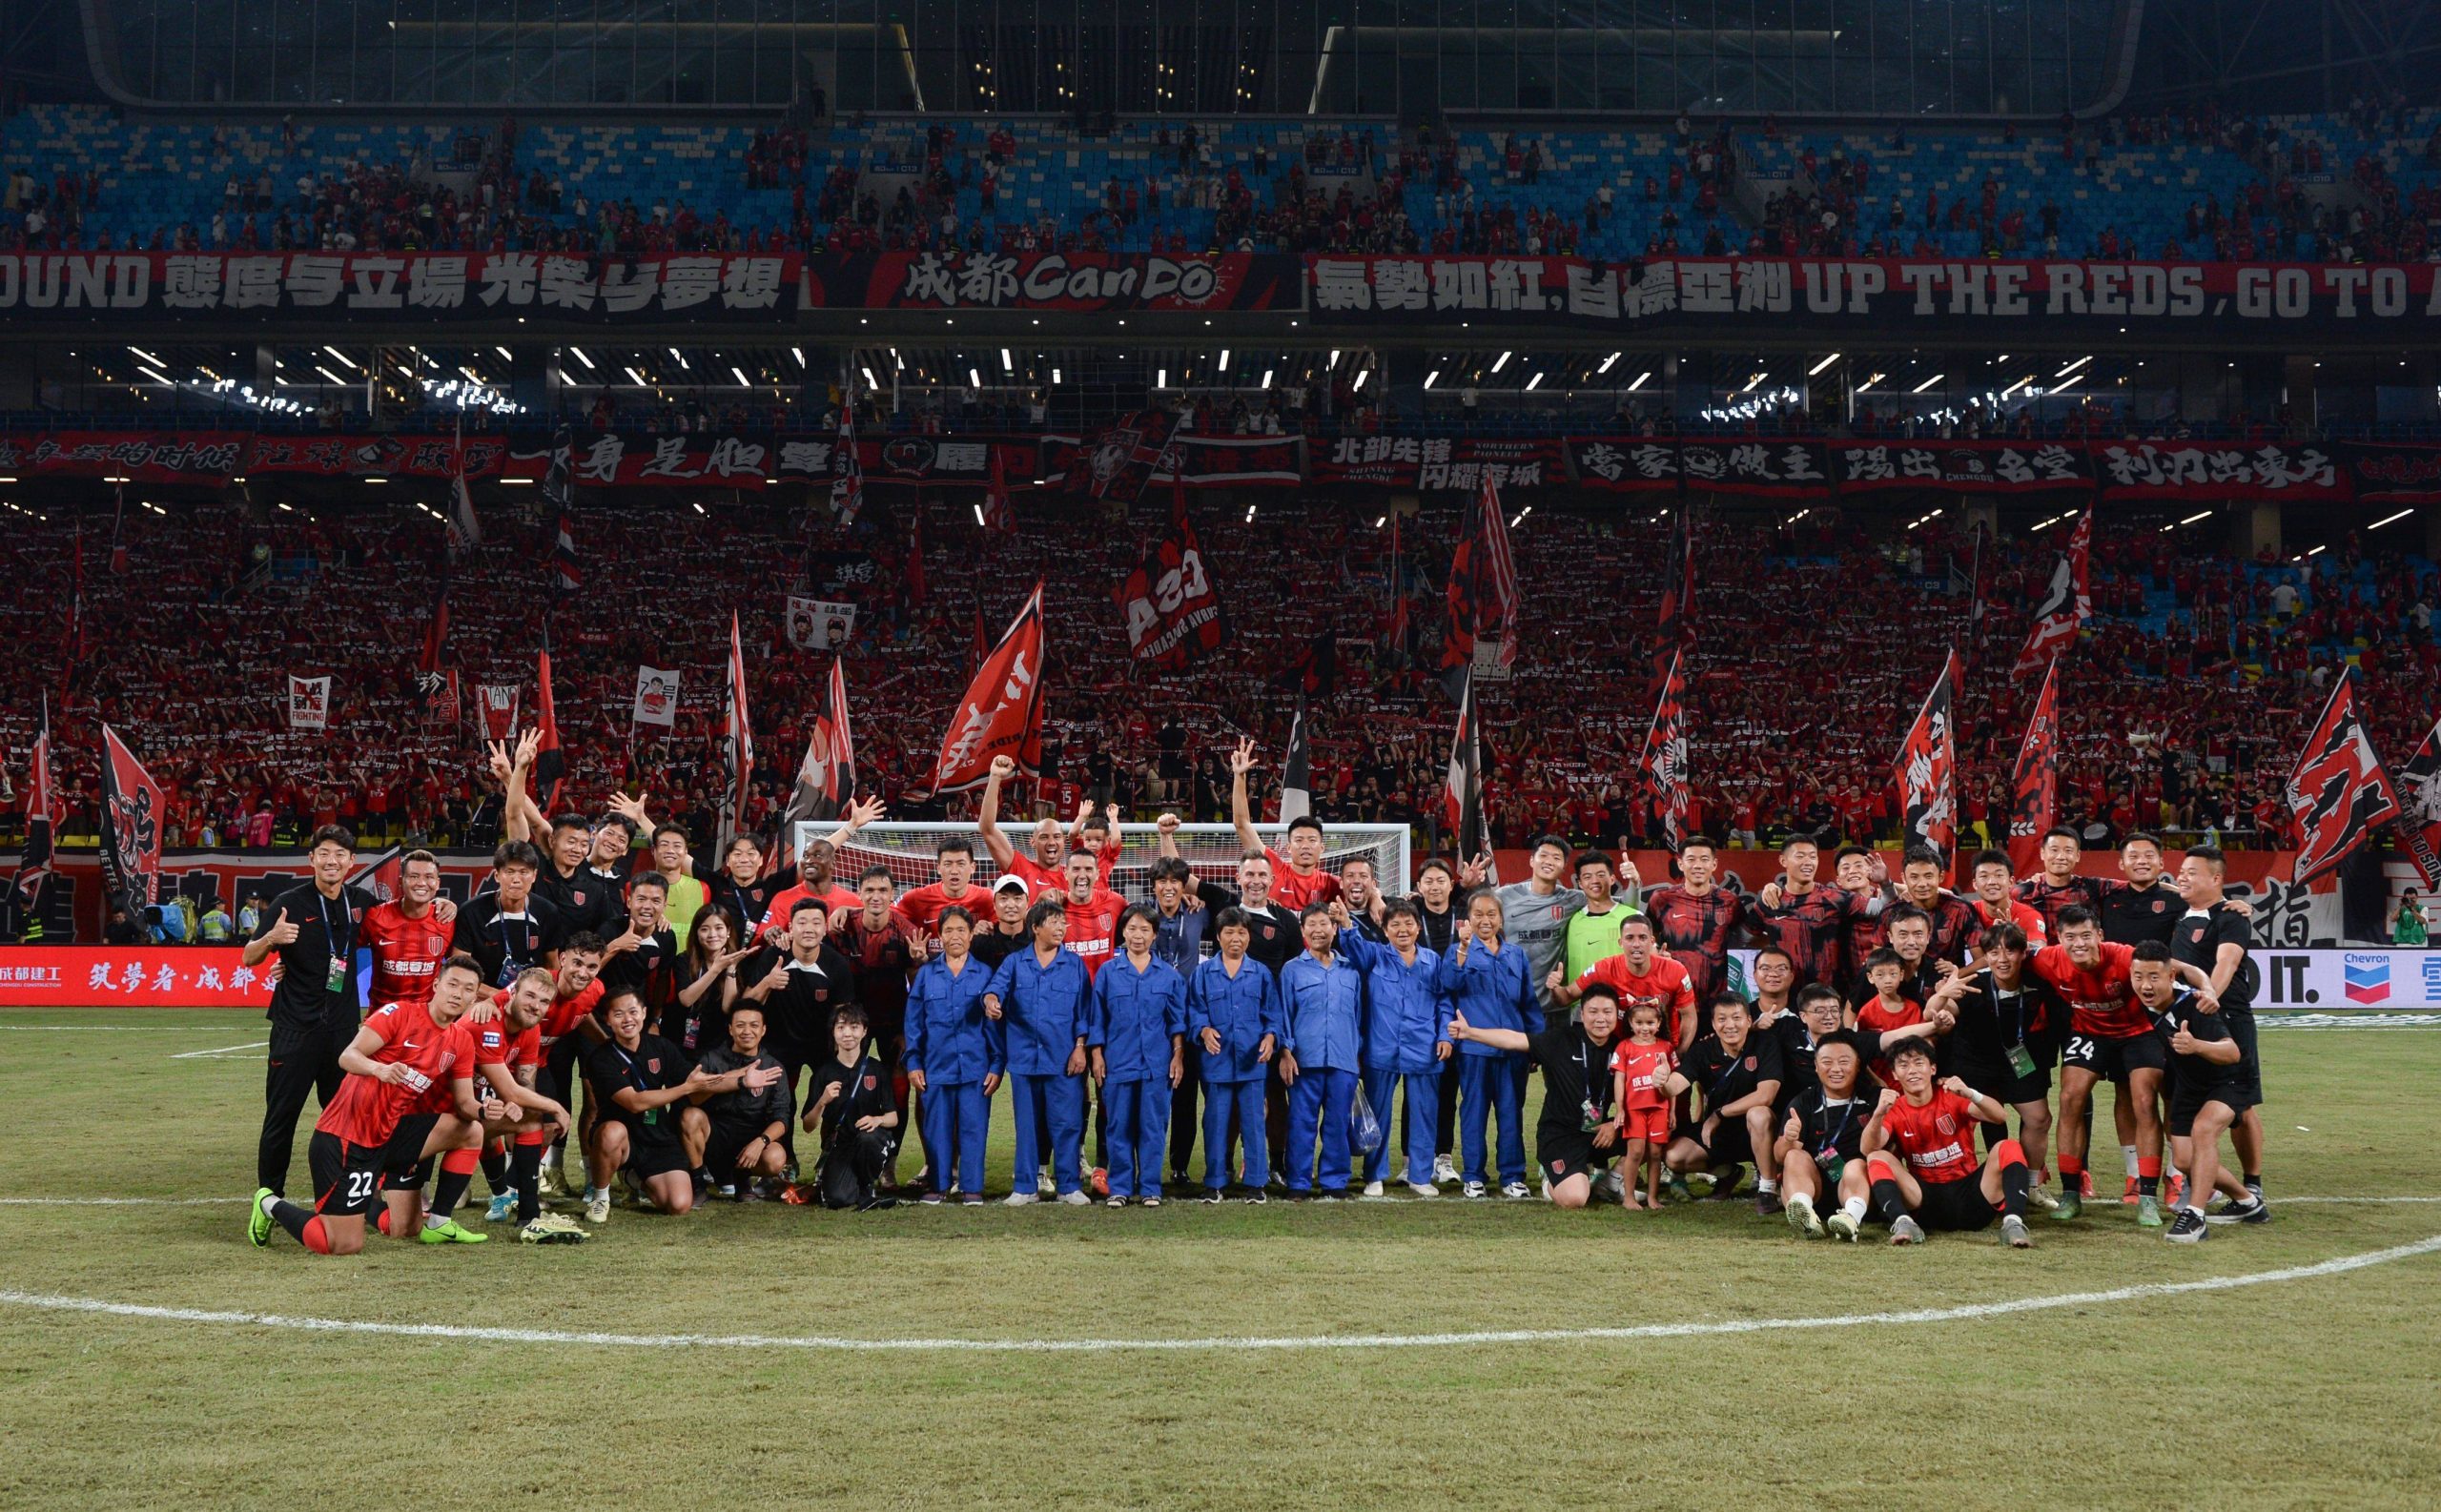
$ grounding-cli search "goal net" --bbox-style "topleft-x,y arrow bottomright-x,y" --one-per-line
802,822 -> 1413,906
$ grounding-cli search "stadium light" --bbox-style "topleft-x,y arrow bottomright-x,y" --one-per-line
1808,352 -> 1840,376
313,366 -> 345,386
1053,367 -> 1063,383
625,367 -> 646,385
1262,369 -> 1274,388
862,366 -> 880,388
2051,373 -> 2082,393
2056,355 -> 2092,378
1741,372 -> 1766,393
1219,350 -> 1231,369
669,348 -> 687,368
974,504 -> 987,526
1158,369 -> 1167,388
1328,350 -> 1340,366
323,346 -> 359,370
495,346 -> 514,361
1355,370 -> 1369,389
2180,510 -> 2213,526
1629,371 -> 1651,391
1491,351 -> 1511,373
128,345 -> 163,365
2372,509 -> 2415,529
1911,374 -> 1944,394
1000,349 -> 1014,372
1425,371 -> 1439,388
790,347 -> 805,368
2306,543 -> 2327,556
968,367 -> 982,388
732,366 -> 751,387
1524,373 -> 1543,390
1598,353 -> 1621,373
1375,516 -> 1387,527
568,346 -> 596,370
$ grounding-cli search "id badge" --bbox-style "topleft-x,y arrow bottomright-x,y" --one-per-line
1581,1099 -> 1604,1133
2006,1042 -> 2039,1079
324,956 -> 347,993
1820,1154 -> 1846,1182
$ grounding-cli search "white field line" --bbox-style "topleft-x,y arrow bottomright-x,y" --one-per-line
168,1041 -> 270,1059
0,1231 -> 2434,1353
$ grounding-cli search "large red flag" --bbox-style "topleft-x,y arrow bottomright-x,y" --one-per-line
2006,658 -> 2062,874
2285,672 -> 2403,885
979,445 -> 1016,534
1117,486 -> 1228,669
1892,650 -> 1961,864
719,613 -> 755,844
1638,649 -> 1691,850
98,724 -> 163,917
1654,504 -> 1694,687
1443,475 -> 1520,672
2393,713 -> 2441,889
933,582 -> 1045,793
533,637 -> 564,814
2013,504 -> 2091,678
16,719 -> 54,911
785,658 -> 857,827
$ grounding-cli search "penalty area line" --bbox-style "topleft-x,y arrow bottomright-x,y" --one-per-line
1,1233 -> 2437,1353
169,1041 -> 270,1059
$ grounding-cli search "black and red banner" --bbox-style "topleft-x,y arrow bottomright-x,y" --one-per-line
807,252 -> 1297,313
2093,440 -> 2347,501
1310,435 -> 1566,491
933,582 -> 1047,793
0,252 -> 801,322
0,431 -> 250,485
1830,439 -> 2095,494
1893,651 -> 1960,864
2338,441 -> 2441,505
2007,658 -> 2062,874
1060,409 -> 1181,502
248,434 -> 510,480
98,724 -> 163,917
1639,650 -> 1691,851
2393,714 -> 2441,890
2286,672 -> 2404,885
1117,507 -> 1229,669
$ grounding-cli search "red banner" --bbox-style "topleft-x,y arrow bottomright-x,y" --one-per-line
1118,510 -> 1229,669
0,947 -> 275,1008
2008,659 -> 2062,874
246,434 -> 510,480
1893,652 -> 1960,863
808,252 -> 1297,312
2338,441 -> 2441,505
1309,435 -> 1565,490
933,582 -> 1047,793
0,431 -> 248,485
2287,675 -> 2404,885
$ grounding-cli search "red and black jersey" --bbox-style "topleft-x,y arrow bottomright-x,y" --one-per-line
2010,874 -> 2104,943
1642,884 -> 1740,1002
2029,941 -> 2144,1039
315,1000 -> 478,1147
358,902 -> 454,1007
1879,1089 -> 1985,1184
1743,883 -> 1868,990
1919,891 -> 1983,965
833,910 -> 920,1025
1841,899 -> 1890,986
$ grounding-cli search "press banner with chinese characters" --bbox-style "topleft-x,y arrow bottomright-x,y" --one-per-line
0,947 -> 277,1007
807,252 -> 1299,312
0,253 -> 802,322
1303,256 -> 2441,336
1308,436 -> 1567,491
0,432 -> 251,485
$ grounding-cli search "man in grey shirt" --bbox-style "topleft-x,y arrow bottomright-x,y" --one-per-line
1481,834 -> 1586,1018
696,1004 -> 794,1195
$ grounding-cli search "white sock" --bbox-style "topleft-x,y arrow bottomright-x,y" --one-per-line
1757,1178 -> 1777,1195
2185,1203 -> 2207,1216
2121,1145 -> 2140,1177
258,1192 -> 279,1217
1842,1195 -> 1868,1221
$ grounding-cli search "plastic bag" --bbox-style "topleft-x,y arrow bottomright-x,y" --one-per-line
1350,1079 -> 1385,1155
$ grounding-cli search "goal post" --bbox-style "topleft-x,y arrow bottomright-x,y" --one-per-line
804,822 -> 1413,905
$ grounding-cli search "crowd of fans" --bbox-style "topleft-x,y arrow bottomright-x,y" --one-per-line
6,486 -> 2435,873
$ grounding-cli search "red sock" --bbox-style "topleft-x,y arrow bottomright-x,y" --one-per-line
1994,1139 -> 2027,1170
300,1217 -> 333,1255
441,1148 -> 481,1175
2137,1156 -> 2162,1178
2058,1154 -> 2084,1179
375,1208 -> 392,1236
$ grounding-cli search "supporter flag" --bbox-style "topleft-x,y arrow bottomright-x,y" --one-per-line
1067,408 -> 1182,504
631,666 -> 681,728
831,398 -> 864,525
97,724 -> 163,919
1444,475 -> 1521,672
907,507 -> 928,605
1892,650 -> 1961,865
287,675 -> 332,731
2007,658 -> 2062,875
415,577 -> 452,711
430,670 -> 462,729
446,416 -> 482,560
1385,514 -> 1410,659
1117,495 -> 1229,670
2393,714 -> 2441,889
2012,503 -> 2091,678
971,604 -> 988,673
718,613 -> 755,844
979,446 -> 1017,534
2285,671 -> 2404,886
108,485 -> 130,576
1442,669 -> 1487,857
478,684 -> 521,743
15,712 -> 53,913
933,582 -> 1047,793
1637,650 -> 1691,850
785,658 -> 858,828
1270,634 -> 1339,697
544,427 -> 579,591
534,636 -> 565,814
1277,703 -> 1312,825
1654,504 -> 1694,686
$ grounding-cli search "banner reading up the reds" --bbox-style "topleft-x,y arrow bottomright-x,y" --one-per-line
933,582 -> 1047,793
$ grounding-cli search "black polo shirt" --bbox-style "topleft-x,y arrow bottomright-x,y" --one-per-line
451,892 -> 568,991
255,881 -> 378,1034
2099,881 -> 2183,946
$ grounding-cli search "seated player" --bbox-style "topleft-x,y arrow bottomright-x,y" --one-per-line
462,969 -> 578,1238
1858,1040 -> 2037,1249
1450,983 -> 1626,1211
695,1004 -> 794,1198
582,990 -> 772,1220
1663,994 -> 1785,1212
1610,999 -> 1685,1210
801,1004 -> 902,1211
2129,942 -> 2250,1243
247,956 -> 489,1257
1776,1033 -> 1878,1240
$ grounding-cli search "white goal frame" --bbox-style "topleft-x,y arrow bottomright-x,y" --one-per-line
801,822 -> 1413,903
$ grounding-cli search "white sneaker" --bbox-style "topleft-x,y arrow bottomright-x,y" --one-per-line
1433,1154 -> 1458,1184
1056,1190 -> 1092,1206
584,1190 -> 610,1225
1595,1168 -> 1626,1200
1461,1180 -> 1487,1199
1500,1181 -> 1531,1199
1361,1180 -> 1385,1199
1002,1191 -> 1039,1207
1406,1181 -> 1442,1198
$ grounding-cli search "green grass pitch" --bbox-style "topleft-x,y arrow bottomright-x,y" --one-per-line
2,1010 -> 2437,1510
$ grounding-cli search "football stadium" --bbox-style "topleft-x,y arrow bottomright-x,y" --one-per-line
4,1 -> 2441,1505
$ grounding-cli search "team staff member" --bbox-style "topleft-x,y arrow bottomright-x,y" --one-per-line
905,906 -> 1004,1205
2170,844 -> 2271,1224
2129,942 -> 2253,1243
246,824 -> 385,1196
1663,995 -> 1785,1213
1776,1032 -> 1879,1240
695,1004 -> 794,1198
451,840 -> 566,989
358,849 -> 456,1008
247,954 -> 489,1256
1449,983 -> 1626,1211
1925,924 -> 2062,1195
739,899 -> 858,1166
596,870 -> 680,1014
582,990 -> 750,1220
832,865 -> 923,1187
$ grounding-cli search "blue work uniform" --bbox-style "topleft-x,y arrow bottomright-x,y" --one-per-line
1278,949 -> 1365,1194
1342,929 -> 1450,1188
985,946 -> 1091,1196
1438,935 -> 1542,1188
1089,950 -> 1189,1200
1187,953 -> 1282,1192
904,952 -> 1003,1199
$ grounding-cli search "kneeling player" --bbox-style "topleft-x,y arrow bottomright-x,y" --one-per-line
1859,1040 -> 2036,1248
2129,943 -> 2252,1242
581,990 -> 757,1217
1776,1034 -> 1878,1240
467,969 -> 580,1238
1662,994 -> 1784,1210
247,956 -> 489,1256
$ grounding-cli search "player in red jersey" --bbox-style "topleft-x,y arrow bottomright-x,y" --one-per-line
1551,913 -> 1696,1051
473,968 -> 580,1234
526,935 -> 608,1196
358,849 -> 456,1007
979,754 -> 1105,898
1640,835 -> 1743,1005
247,956 -> 488,1256
1967,848 -> 2049,945
1230,737 -> 1343,911
1858,1039 -> 2037,1248
2029,906 -> 2214,1224
1746,832 -> 1885,990
893,836 -> 986,935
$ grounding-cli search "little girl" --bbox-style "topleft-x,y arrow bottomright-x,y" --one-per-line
1610,1003 -> 1690,1210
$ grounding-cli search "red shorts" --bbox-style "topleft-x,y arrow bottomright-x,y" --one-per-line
1623,1108 -> 1672,1143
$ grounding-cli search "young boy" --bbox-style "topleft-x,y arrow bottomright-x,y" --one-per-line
1853,947 -> 1924,1085
1858,1039 -> 2036,1249
1610,999 -> 1685,1210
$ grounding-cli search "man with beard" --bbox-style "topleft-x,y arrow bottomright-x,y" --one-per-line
1642,835 -> 1742,1004
1748,832 -> 1884,991
1550,913 -> 1696,1052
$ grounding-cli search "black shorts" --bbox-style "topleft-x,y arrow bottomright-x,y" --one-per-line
379,1113 -> 441,1191
2223,1005 -> 2264,1104
626,1136 -> 692,1181
1701,1116 -> 1757,1166
1914,1174 -> 1998,1232
1951,1054 -> 2051,1107
2062,1031 -> 2166,1079
1538,1136 -> 1599,1189
704,1122 -> 768,1177
306,1131 -> 387,1219
2169,1084 -> 2255,1137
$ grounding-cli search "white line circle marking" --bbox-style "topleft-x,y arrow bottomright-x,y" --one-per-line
1,1232 -> 2434,1353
